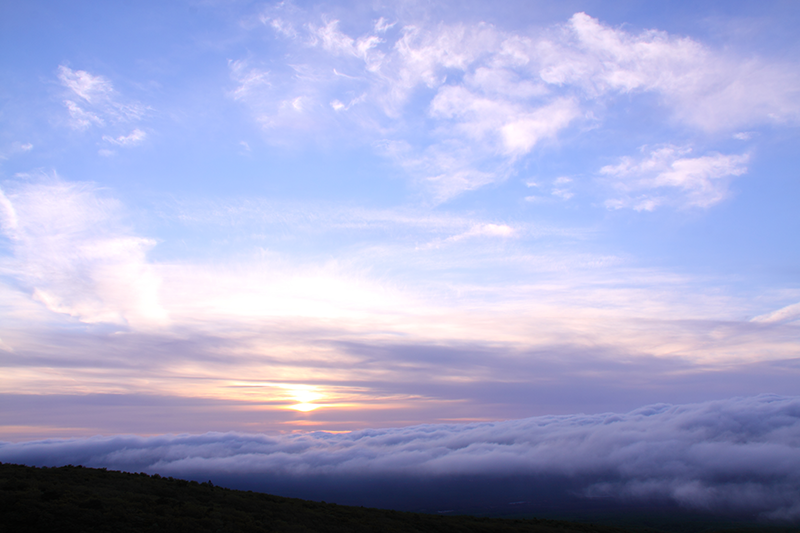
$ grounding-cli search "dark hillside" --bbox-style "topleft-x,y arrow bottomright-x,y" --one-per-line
0,462 -> 634,533
0,463 -> 795,533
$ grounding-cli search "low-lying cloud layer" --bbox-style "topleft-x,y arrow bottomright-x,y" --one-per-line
3,395 -> 799,520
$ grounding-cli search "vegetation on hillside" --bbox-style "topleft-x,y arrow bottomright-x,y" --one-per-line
0,462 -> 795,533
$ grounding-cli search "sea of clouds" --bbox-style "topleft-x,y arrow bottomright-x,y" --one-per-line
2,395 -> 799,520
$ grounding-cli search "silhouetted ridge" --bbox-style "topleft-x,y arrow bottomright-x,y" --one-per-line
1,462 -> 633,533
2,462 -> 797,533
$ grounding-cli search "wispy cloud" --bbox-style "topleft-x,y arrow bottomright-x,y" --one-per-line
58,66 -> 114,103
63,99 -> 104,130
540,13 -> 800,130
0,141 -> 34,160
752,301 -> 800,325
228,10 -> 799,202
0,176 -> 165,327
102,129 -> 147,147
420,222 -> 515,249
57,66 -> 149,138
601,146 -> 749,210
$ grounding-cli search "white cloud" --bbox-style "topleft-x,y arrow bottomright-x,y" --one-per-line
429,87 -> 579,157
228,60 -> 271,102
373,17 -> 394,34
539,13 -> 800,130
0,178 -> 166,327
524,195 -> 548,203
230,10 -> 800,201
57,66 -> 114,103
499,98 -> 580,156
228,59 -> 333,135
64,100 -> 104,130
310,20 -> 383,67
330,94 -> 365,112
421,223 -> 515,249
0,189 -> 18,230
551,188 -> 574,200
548,177 -> 575,200
464,223 -> 514,238
0,141 -> 33,161
57,66 -> 147,131
539,13 -> 709,95
375,138 -> 505,201
379,22 -> 500,110
103,129 -> 146,147
601,146 -> 749,210
266,17 -> 297,39
3,182 -> 793,374
2,395 -> 799,518
233,16 -> 579,199
752,302 -> 800,324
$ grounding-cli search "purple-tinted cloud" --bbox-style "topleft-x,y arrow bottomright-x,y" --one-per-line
2,395 -> 799,521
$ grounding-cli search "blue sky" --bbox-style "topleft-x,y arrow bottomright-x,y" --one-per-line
1,0 -> 800,448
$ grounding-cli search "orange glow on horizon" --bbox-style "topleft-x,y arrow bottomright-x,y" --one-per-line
288,402 -> 321,412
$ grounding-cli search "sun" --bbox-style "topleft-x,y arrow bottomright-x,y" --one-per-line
286,385 -> 324,412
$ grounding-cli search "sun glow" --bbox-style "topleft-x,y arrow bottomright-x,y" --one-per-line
290,402 -> 321,412
221,381 -> 327,411
285,385 -> 324,412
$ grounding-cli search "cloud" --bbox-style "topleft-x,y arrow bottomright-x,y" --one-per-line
540,13 -> 800,131
2,395 -> 799,519
461,223 -> 514,238
3,180 -> 799,433
227,60 -> 271,103
63,100 -> 104,130
601,145 -> 749,210
417,222 -> 515,249
57,66 -> 147,132
58,66 -> 114,103
429,87 -> 579,157
102,129 -> 147,147
232,14 -> 577,199
0,141 -> 34,160
4,180 -> 794,359
229,10 -> 800,201
0,177 -> 166,326
752,302 -> 800,325
309,20 -> 383,67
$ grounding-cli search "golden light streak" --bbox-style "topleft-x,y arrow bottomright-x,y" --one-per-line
290,403 -> 321,412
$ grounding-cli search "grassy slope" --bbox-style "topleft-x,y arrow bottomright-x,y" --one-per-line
0,463 -> 794,533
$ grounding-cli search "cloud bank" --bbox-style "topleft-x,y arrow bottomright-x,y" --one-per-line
2,395 -> 799,520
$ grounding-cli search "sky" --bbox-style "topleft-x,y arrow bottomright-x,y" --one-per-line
1,0 -> 800,519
